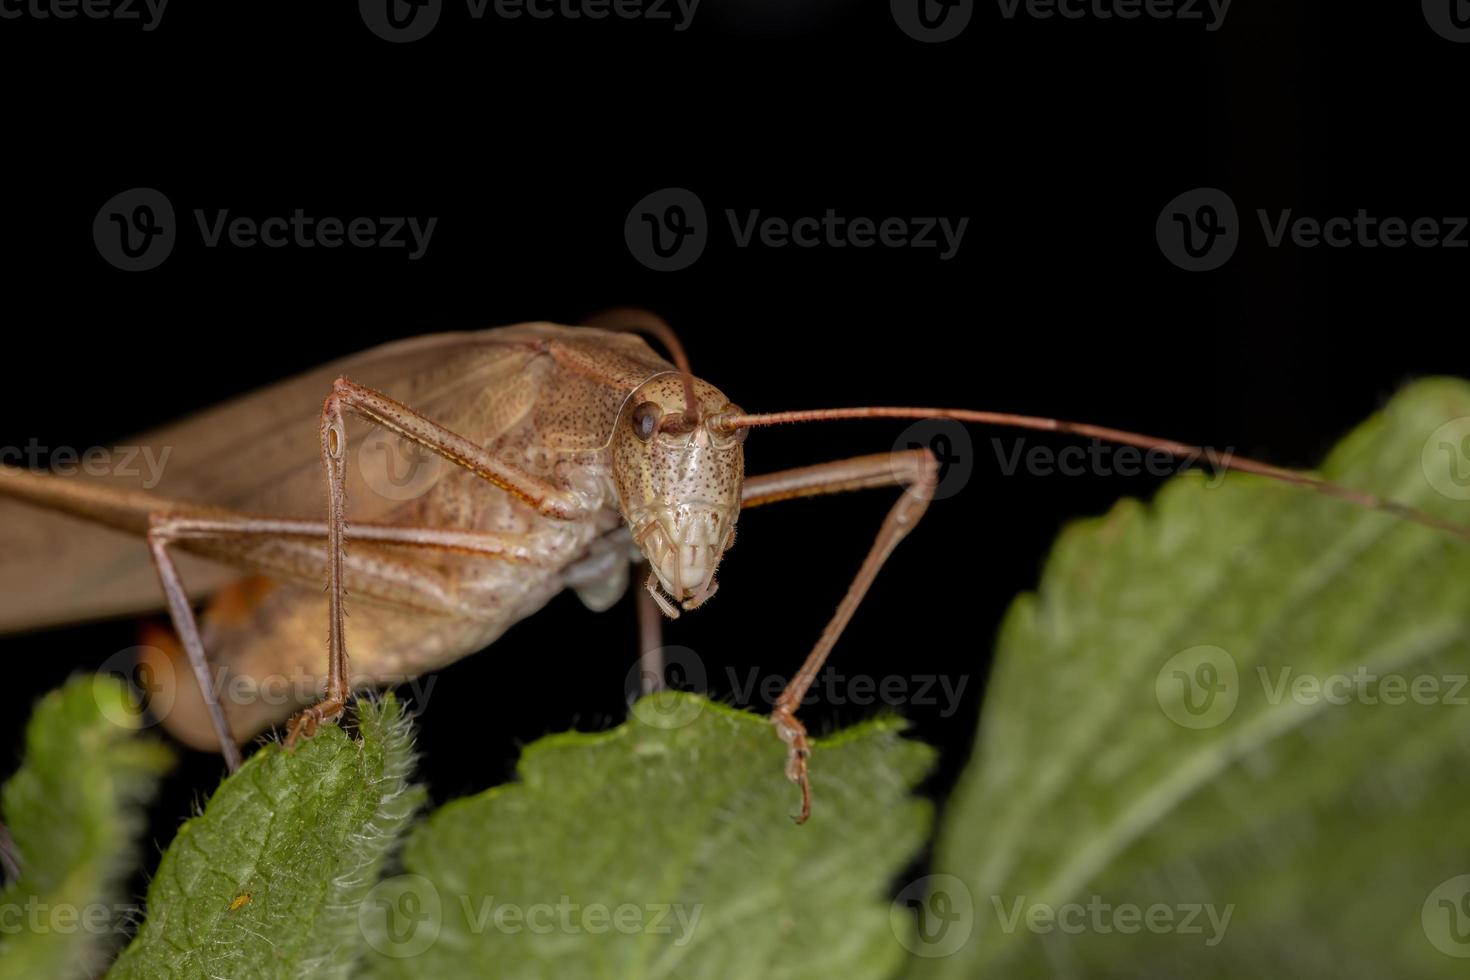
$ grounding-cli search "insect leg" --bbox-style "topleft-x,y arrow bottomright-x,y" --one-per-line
740,449 -> 940,823
310,377 -> 592,751
324,377 -> 586,519
146,510 -> 558,768
636,562 -> 666,693
147,515 -> 247,772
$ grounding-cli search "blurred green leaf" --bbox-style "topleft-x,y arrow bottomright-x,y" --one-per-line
364,693 -> 933,980
0,675 -> 173,980
911,378 -> 1470,978
107,695 -> 422,980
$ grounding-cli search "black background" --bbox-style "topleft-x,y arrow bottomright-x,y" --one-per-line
0,0 -> 1466,876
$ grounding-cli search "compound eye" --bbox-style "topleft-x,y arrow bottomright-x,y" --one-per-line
632,401 -> 662,441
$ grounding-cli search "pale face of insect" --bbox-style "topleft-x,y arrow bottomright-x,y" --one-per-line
613,374 -> 746,610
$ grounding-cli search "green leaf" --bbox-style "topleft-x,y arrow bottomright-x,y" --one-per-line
364,693 -> 933,980
0,675 -> 173,980
911,378 -> 1470,978
107,695 -> 423,980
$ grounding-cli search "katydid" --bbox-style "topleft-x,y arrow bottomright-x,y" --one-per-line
1,312 -> 1463,823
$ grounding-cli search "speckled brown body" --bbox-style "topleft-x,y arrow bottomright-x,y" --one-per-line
0,323 -> 745,749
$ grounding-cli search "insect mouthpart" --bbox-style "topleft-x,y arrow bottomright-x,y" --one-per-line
635,504 -> 732,614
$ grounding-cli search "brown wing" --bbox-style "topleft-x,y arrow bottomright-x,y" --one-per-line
0,323 -> 669,633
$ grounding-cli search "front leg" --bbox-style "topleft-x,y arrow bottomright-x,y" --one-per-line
742,449 -> 940,823
293,377 -> 591,748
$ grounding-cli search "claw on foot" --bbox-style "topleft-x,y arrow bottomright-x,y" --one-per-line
772,708 -> 813,824
284,697 -> 347,750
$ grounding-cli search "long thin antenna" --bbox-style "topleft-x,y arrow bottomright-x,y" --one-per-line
714,405 -> 1470,543
582,308 -> 700,425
